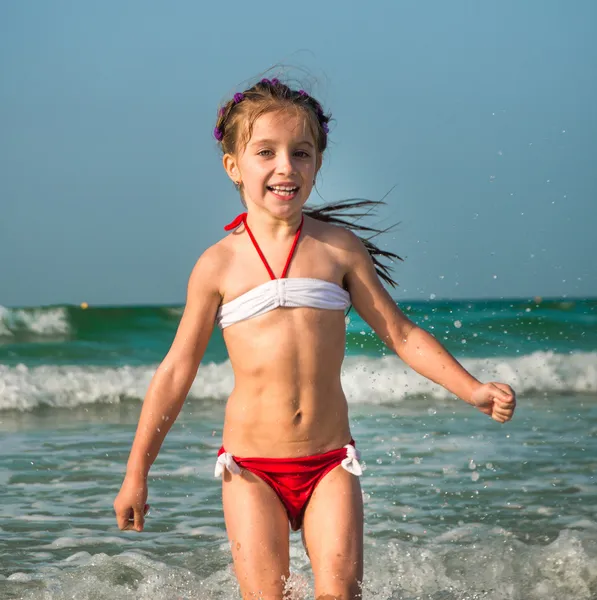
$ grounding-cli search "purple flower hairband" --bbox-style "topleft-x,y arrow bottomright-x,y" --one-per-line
213,92 -> 244,140
213,78 -> 329,141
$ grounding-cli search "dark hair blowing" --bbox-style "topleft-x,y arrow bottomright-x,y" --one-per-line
214,78 -> 402,287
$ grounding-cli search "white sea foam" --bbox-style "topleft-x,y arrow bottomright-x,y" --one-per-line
0,305 -> 71,337
42,536 -> 133,549
0,351 -> 595,412
0,306 -> 12,336
7,528 -> 597,599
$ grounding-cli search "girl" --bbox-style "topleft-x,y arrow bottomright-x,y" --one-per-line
113,77 -> 516,599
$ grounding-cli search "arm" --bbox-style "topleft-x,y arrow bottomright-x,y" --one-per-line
114,248 -> 223,530
343,232 -> 516,419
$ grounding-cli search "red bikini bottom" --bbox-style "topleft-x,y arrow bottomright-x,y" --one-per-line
216,440 -> 361,531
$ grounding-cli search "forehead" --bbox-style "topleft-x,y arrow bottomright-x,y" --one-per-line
247,109 -> 314,144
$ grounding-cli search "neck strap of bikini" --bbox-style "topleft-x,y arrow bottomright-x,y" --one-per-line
223,213 -> 304,280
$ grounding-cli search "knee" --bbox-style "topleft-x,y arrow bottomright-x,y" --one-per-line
238,574 -> 289,599
315,569 -> 363,600
315,580 -> 363,600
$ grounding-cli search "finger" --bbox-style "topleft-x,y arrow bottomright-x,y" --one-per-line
491,383 -> 515,402
493,405 -> 513,418
116,510 -> 132,531
494,413 -> 511,422
495,404 -> 515,419
133,507 -> 145,532
494,401 -> 514,413
131,504 -> 150,519
493,397 -> 515,411
497,383 -> 516,404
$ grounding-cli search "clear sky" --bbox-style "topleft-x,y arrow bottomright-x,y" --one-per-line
1,1 -> 596,307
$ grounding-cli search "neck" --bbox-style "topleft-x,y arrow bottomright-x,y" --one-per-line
244,206 -> 303,240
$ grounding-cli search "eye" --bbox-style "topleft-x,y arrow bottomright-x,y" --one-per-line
294,150 -> 310,158
258,149 -> 273,156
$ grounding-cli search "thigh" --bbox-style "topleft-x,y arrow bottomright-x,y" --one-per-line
302,465 -> 364,599
222,468 -> 290,599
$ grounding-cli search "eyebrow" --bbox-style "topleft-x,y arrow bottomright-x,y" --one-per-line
249,138 -> 314,148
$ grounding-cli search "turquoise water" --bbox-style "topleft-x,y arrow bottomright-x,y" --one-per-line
1,298 -> 596,599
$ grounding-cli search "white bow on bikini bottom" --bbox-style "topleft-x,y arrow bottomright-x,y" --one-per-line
214,444 -> 363,478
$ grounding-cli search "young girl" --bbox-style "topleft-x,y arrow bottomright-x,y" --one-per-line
113,77 -> 516,599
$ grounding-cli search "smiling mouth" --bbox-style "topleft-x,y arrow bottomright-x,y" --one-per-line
267,185 -> 300,197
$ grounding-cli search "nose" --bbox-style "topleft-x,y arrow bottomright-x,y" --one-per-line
275,151 -> 296,175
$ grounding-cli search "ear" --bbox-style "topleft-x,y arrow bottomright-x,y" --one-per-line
222,153 -> 241,185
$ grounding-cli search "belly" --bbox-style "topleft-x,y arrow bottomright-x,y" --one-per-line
221,307 -> 352,457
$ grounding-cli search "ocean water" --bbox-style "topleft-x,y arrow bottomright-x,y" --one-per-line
0,298 -> 596,599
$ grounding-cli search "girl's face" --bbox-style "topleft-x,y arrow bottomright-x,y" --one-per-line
223,110 -> 320,219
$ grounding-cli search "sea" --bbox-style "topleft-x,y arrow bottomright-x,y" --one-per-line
0,298 -> 596,599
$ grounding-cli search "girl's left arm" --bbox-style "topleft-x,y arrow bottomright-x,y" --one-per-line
343,232 -> 516,422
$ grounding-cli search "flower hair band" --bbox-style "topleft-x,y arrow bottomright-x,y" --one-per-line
213,93 -> 245,141
213,82 -> 330,141
297,90 -> 329,133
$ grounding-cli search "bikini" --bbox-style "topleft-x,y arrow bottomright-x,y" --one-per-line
214,212 -> 362,530
215,212 -> 351,330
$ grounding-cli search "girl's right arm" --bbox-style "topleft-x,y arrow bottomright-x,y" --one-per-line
114,248 -> 223,531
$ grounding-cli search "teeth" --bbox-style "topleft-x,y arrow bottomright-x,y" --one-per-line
270,185 -> 298,192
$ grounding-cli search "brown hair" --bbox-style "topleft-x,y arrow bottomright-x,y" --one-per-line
215,78 -> 329,157
214,78 -> 402,288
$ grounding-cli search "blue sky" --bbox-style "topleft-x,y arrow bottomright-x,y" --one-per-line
1,1 -> 595,307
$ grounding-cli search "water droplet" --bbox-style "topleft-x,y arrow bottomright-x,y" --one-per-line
454,320 -> 462,328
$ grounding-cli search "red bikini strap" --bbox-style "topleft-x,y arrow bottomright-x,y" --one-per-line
223,213 -> 304,280
280,216 -> 303,279
224,213 -> 247,231
244,219 -> 276,280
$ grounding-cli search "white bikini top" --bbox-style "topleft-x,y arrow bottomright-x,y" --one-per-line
216,213 -> 351,330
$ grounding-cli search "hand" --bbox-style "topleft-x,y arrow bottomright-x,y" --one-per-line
470,382 -> 516,423
113,475 -> 149,532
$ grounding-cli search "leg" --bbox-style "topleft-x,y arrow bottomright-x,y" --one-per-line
222,468 -> 290,599
302,465 -> 364,599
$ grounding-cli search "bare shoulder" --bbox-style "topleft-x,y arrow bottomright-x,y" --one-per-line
305,218 -> 380,286
187,238 -> 233,298
304,215 -> 364,259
